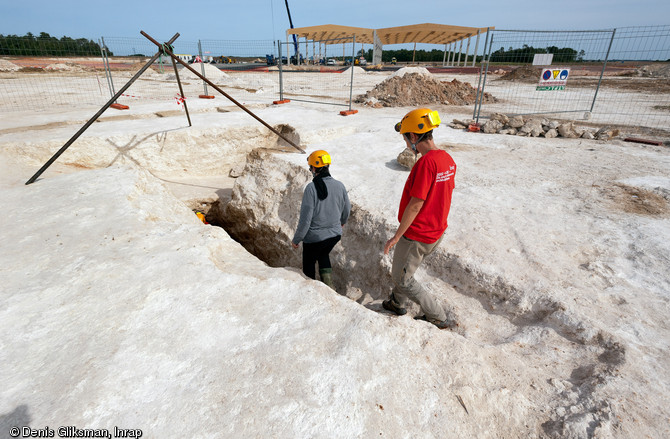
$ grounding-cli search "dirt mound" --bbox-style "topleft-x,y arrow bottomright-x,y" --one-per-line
44,62 -> 87,72
636,63 -> 670,78
342,66 -> 366,75
129,62 -> 165,78
391,66 -> 431,78
0,59 -> 20,72
168,63 -> 229,82
355,72 -> 496,107
500,65 -> 543,82
603,183 -> 669,216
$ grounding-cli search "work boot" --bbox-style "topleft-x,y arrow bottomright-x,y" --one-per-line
414,315 -> 458,330
382,294 -> 407,316
319,268 -> 335,290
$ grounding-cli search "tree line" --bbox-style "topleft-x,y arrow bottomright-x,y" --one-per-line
489,45 -> 585,63
0,32 -> 108,57
355,44 -> 585,64
357,48 -> 477,63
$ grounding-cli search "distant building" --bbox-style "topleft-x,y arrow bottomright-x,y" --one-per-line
154,54 -> 193,64
175,54 -> 192,62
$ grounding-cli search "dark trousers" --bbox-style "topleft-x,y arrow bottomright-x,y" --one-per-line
302,235 -> 341,279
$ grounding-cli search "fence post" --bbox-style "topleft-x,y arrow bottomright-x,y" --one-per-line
348,36 -> 355,111
590,29 -> 616,116
198,40 -> 211,97
278,40 -> 284,101
98,39 -> 113,100
100,37 -> 116,100
474,28 -> 492,121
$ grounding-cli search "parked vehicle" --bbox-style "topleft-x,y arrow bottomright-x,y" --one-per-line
290,54 -> 304,65
326,59 -> 336,66
213,56 -> 235,64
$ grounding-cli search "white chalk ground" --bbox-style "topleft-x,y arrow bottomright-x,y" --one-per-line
0,67 -> 669,438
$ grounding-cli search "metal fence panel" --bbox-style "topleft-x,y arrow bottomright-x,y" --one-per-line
588,26 -> 670,132
0,35 -> 284,115
197,39 -> 280,102
3,28 -> 668,133
98,37 -> 281,110
474,26 -> 670,134
0,35 -> 113,112
277,37 -> 357,109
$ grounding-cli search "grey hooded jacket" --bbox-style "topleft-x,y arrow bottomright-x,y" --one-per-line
292,176 -> 351,245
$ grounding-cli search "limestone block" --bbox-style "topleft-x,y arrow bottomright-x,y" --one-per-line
544,128 -> 558,138
595,127 -> 620,140
546,120 -> 561,130
397,149 -> 420,169
508,115 -> 525,128
520,119 -> 544,137
558,122 -> 579,138
490,113 -> 510,125
482,119 -> 503,134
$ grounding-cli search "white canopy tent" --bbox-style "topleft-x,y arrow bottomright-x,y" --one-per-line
287,23 -> 494,65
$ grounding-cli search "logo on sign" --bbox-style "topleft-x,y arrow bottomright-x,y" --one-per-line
537,68 -> 570,91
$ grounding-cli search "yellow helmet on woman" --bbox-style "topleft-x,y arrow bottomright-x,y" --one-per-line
307,150 -> 331,168
394,108 -> 441,134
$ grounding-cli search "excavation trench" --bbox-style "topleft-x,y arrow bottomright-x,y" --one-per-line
195,144 -> 628,436
204,146 -> 624,344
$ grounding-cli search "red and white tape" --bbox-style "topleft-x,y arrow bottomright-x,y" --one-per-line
118,93 -> 186,108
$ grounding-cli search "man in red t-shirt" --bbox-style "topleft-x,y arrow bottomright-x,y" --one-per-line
383,108 -> 457,330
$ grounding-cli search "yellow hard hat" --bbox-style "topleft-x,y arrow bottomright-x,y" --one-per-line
307,150 -> 331,168
395,108 -> 441,134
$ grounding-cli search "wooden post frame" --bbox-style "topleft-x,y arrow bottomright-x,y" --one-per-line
141,31 -> 305,154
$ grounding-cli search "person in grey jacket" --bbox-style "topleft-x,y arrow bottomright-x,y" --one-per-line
292,149 -> 351,289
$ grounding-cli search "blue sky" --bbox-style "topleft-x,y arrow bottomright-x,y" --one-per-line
1,0 -> 668,43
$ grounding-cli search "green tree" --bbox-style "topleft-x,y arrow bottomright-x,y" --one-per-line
0,32 -> 107,56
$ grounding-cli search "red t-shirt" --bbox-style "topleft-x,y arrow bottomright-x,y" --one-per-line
398,149 -> 456,243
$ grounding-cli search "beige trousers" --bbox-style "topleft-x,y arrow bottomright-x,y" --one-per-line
391,235 -> 447,322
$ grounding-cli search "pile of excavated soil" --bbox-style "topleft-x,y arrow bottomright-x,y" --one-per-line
44,62 -> 87,72
167,62 -> 229,82
128,62 -> 165,79
636,63 -> 670,78
0,59 -> 21,72
499,65 -> 543,81
355,72 -> 496,107
343,66 -> 367,75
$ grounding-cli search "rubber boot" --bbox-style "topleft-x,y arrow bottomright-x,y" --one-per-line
319,268 -> 335,290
